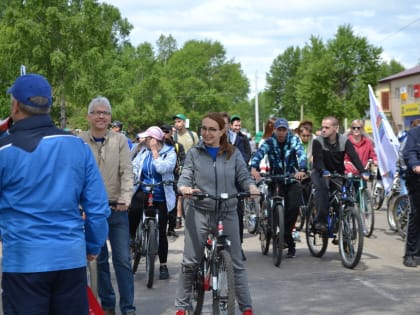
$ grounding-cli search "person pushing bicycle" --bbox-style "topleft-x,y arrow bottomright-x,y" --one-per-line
250,117 -> 308,258
174,112 -> 259,315
129,126 -> 177,280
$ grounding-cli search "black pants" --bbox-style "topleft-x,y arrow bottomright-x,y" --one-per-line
405,173 -> 420,256
282,182 -> 303,247
129,190 -> 169,264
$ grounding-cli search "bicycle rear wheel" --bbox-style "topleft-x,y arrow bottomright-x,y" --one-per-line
339,207 -> 363,269
272,203 -> 285,267
146,220 -> 157,288
394,194 -> 410,240
305,203 -> 328,257
132,222 -> 144,274
212,249 -> 235,315
360,190 -> 374,237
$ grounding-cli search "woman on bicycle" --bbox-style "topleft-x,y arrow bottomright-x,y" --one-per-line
128,126 -> 176,280
344,119 -> 377,175
174,112 -> 259,315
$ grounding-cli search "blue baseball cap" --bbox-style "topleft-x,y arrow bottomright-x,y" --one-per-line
274,118 -> 289,129
7,74 -> 52,108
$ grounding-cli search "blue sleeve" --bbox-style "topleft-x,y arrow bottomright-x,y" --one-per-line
403,128 -> 420,169
80,145 -> 111,255
250,140 -> 270,170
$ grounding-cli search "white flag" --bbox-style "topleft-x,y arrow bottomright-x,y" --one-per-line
368,85 -> 400,193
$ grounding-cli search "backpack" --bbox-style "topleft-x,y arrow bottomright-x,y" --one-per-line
174,129 -> 197,144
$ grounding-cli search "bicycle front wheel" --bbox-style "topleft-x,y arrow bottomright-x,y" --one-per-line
191,260 -> 205,315
132,222 -> 143,274
386,193 -> 399,231
371,180 -> 385,210
272,203 -> 285,267
360,190 -> 374,237
244,199 -> 258,234
394,194 -> 410,240
212,249 -> 235,315
146,220 -> 157,288
259,200 -> 270,255
339,207 -> 363,269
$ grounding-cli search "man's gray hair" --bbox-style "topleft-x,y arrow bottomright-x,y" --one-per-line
87,96 -> 112,114
11,95 -> 51,115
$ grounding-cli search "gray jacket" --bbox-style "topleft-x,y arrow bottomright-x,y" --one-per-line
178,141 -> 255,212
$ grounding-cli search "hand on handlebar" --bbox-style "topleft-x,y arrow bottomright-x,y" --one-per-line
251,167 -> 261,182
294,171 -> 307,181
179,186 -> 201,196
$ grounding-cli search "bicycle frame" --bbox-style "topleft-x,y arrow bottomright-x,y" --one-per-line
190,191 -> 251,315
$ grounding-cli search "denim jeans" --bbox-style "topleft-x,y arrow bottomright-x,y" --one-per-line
98,210 -> 136,314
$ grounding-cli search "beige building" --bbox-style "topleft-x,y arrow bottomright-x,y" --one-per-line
376,65 -> 420,132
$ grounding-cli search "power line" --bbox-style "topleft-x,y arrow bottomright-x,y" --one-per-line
378,16 -> 420,43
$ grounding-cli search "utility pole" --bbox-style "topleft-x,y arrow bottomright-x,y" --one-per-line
255,72 -> 259,134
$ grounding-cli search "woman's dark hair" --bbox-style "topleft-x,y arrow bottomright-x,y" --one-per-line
262,117 -> 277,139
203,112 -> 234,160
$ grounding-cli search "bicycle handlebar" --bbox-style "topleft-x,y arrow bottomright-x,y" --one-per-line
187,191 -> 258,200
260,173 -> 301,184
136,180 -> 175,191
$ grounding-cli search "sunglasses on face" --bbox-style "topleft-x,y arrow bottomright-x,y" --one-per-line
352,126 -> 361,130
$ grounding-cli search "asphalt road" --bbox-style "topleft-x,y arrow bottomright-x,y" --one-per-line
131,209 -> 419,315
1,208 -> 418,315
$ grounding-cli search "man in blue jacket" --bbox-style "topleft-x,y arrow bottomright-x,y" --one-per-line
0,74 -> 110,314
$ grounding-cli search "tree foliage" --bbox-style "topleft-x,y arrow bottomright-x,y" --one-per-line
0,3 -> 406,137
266,25 -> 386,127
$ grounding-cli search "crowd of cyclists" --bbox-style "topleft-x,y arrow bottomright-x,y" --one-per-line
1,74 -> 418,315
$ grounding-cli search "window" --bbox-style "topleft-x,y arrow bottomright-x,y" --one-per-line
381,91 -> 390,111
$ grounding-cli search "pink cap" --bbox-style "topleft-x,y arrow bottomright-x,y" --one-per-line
143,126 -> 164,140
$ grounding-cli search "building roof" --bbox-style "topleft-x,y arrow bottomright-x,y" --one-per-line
379,65 -> 420,83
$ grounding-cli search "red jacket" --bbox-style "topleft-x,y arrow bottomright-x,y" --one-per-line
344,135 -> 377,174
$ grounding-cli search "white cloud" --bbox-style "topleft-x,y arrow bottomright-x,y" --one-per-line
104,0 -> 420,94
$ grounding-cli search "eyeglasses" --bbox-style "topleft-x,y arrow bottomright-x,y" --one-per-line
352,126 -> 361,130
89,110 -> 111,117
200,126 -> 219,133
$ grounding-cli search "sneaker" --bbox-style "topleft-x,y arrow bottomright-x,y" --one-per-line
286,247 -> 296,258
176,310 -> 186,315
175,217 -> 183,229
159,265 -> 170,279
104,310 -> 116,315
243,309 -> 253,315
167,230 -> 178,238
403,255 -> 417,267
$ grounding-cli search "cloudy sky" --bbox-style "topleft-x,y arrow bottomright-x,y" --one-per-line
104,0 -> 420,95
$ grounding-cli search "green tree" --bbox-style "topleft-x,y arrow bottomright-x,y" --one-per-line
265,46 -> 301,120
297,25 -> 382,124
0,0 -> 132,126
378,59 -> 405,79
164,39 -> 249,131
